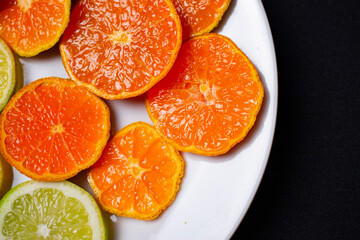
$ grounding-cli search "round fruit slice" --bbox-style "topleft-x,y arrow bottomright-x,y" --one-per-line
0,77 -> 110,181
0,0 -> 71,57
0,154 -> 12,199
146,34 -> 264,156
60,0 -> 182,99
0,38 -> 16,112
0,180 -> 106,239
88,122 -> 184,220
173,0 -> 231,40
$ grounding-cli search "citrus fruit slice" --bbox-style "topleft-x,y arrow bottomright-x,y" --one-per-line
0,0 -> 71,57
0,77 -> 111,181
0,38 -> 16,113
60,0 -> 182,99
173,0 -> 231,40
146,34 -> 264,156
0,154 -> 12,199
88,121 -> 184,220
0,180 -> 106,239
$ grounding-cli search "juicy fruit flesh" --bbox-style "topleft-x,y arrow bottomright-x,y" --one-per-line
0,47 -> 10,94
89,123 -> 183,219
61,0 -> 181,97
147,34 -> 263,154
17,0 -> 32,11
2,79 -> 109,179
2,187 -> 93,239
0,0 -> 69,55
110,31 -> 132,45
0,39 -> 15,112
172,0 -> 229,39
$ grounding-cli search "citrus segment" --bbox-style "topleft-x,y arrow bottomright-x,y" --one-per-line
0,77 -> 110,181
146,34 -> 264,156
0,38 -> 16,113
0,180 -> 106,239
172,0 -> 231,40
60,0 -> 182,99
0,0 -> 71,57
88,122 -> 184,220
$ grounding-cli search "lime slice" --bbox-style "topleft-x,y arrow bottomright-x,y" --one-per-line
0,154 -> 12,199
0,181 -> 106,239
0,38 -> 16,112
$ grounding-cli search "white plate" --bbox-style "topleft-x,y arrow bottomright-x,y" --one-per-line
11,0 -> 277,239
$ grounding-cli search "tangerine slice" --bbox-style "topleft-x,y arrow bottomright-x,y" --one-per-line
172,0 -> 231,40
0,77 -> 111,181
146,34 -> 264,156
0,0 -> 71,57
60,0 -> 182,99
88,121 -> 184,220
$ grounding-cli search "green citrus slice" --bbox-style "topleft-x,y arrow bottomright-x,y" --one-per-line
0,180 -> 106,239
0,154 -> 12,199
0,38 -> 16,112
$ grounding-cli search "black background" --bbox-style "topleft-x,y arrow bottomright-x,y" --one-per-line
232,0 -> 360,239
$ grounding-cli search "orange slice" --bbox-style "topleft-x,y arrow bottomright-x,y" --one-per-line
0,77 -> 110,181
173,0 -> 231,40
88,122 -> 184,220
60,0 -> 182,99
146,34 -> 264,156
0,0 -> 71,57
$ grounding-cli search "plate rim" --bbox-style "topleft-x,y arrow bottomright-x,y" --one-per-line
227,0 -> 278,238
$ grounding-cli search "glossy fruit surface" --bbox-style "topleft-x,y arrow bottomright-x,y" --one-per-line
60,0 -> 182,99
0,77 -> 110,181
88,121 -> 184,220
0,180 -> 106,239
0,38 -> 16,112
0,0 -> 71,57
147,34 -> 264,156
172,0 -> 231,40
